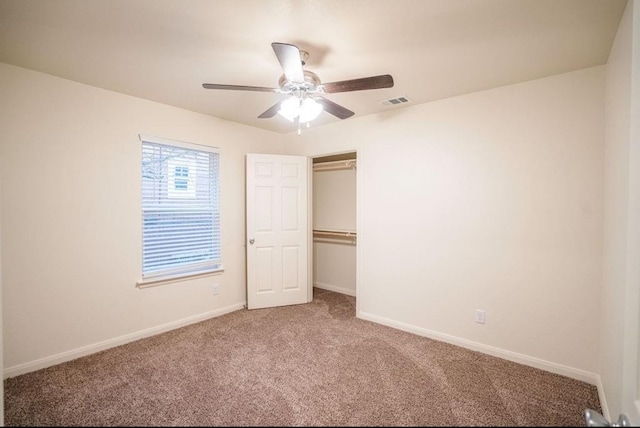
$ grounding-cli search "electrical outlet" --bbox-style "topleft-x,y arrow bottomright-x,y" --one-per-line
212,283 -> 220,295
475,309 -> 486,324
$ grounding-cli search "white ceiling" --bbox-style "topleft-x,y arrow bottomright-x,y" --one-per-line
0,0 -> 627,134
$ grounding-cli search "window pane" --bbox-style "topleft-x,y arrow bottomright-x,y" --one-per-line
141,138 -> 221,278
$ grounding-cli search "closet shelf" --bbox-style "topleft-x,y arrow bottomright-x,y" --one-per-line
312,159 -> 356,171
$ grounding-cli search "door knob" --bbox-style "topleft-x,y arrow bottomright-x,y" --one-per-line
249,238 -> 255,245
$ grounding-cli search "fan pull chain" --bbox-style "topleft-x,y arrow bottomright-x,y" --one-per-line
297,96 -> 302,135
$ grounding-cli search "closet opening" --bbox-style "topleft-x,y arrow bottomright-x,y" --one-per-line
311,151 -> 357,300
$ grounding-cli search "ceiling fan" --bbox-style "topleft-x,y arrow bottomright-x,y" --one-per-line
202,42 -> 394,130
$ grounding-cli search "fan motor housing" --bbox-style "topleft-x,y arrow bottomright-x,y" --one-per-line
279,70 -> 322,94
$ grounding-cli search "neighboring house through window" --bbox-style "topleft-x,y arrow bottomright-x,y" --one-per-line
168,159 -> 196,199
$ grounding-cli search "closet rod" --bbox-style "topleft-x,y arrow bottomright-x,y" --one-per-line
312,159 -> 356,171
312,230 -> 357,244
313,229 -> 356,237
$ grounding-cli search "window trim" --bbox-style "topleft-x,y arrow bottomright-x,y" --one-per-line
136,267 -> 224,288
139,134 -> 218,155
137,134 -> 223,286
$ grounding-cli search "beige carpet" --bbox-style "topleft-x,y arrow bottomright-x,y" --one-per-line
4,288 -> 599,426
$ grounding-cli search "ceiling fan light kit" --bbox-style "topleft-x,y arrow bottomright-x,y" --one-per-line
202,42 -> 394,133
278,96 -> 324,123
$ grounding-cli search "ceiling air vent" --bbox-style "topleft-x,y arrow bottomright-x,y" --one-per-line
381,96 -> 411,106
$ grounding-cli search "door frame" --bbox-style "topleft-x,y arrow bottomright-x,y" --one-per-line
306,156 -> 313,303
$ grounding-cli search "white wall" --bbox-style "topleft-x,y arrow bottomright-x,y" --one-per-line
601,0 -> 640,423
0,62 -> 283,374
313,242 -> 356,296
284,66 -> 605,378
313,168 -> 357,232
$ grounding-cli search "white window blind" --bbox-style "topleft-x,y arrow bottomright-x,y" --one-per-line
140,135 -> 221,280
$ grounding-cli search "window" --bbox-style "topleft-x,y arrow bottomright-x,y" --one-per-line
139,134 -> 221,282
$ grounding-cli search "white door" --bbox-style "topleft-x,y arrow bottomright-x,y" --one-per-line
246,153 -> 310,309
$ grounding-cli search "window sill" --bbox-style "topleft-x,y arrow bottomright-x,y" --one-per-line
136,267 -> 225,288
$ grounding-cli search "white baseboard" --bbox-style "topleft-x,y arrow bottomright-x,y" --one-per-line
4,302 -> 246,379
357,310 -> 600,386
314,282 -> 356,297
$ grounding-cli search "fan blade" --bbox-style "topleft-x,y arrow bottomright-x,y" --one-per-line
202,83 -> 278,92
258,101 -> 282,119
315,97 -> 355,119
322,74 -> 394,93
272,42 -> 305,83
